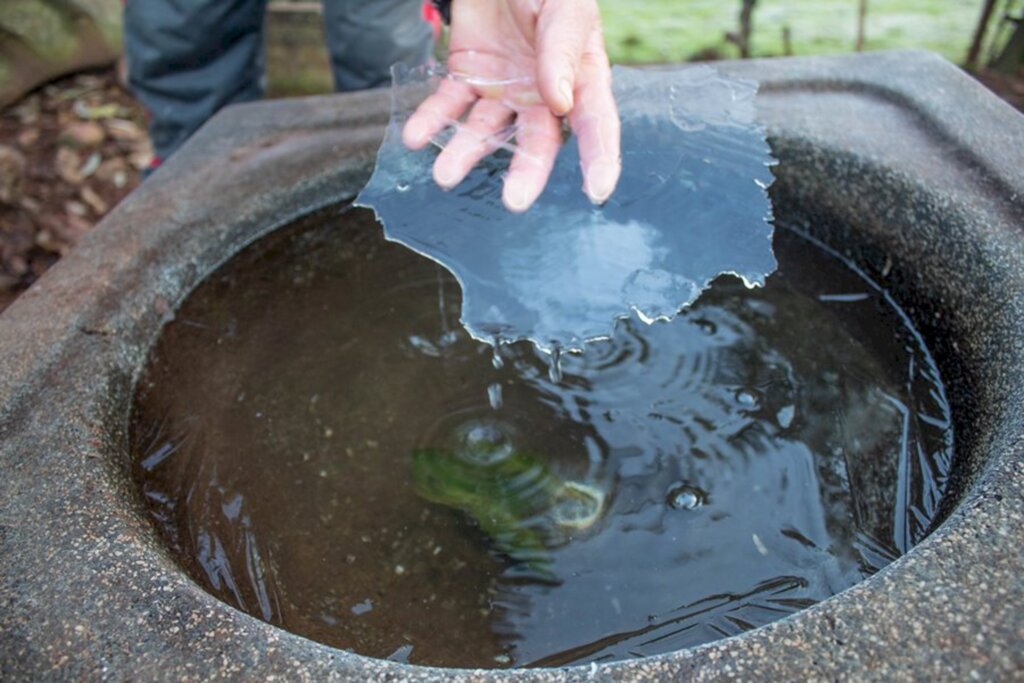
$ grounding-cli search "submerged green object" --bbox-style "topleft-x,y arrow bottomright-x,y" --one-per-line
411,436 -> 605,575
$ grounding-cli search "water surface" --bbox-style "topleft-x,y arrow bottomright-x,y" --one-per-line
132,207 -> 953,668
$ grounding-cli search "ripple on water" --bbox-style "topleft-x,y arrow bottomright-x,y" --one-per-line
132,208 -> 954,669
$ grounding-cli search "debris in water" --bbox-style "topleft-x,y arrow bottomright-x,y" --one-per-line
351,599 -> 374,615
411,440 -> 605,574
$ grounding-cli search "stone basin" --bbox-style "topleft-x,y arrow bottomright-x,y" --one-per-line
1,50 -> 1022,679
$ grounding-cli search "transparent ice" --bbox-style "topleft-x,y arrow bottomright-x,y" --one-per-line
356,64 -> 777,352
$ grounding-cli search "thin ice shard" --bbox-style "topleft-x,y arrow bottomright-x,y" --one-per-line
356,64 -> 777,352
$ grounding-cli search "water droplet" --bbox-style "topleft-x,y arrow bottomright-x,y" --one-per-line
667,483 -> 707,510
456,419 -> 515,464
752,533 -> 769,556
351,599 -> 374,615
694,318 -> 717,335
776,404 -> 795,429
396,182 -> 410,193
548,348 -> 563,383
487,382 -> 503,410
735,389 -> 758,408
551,481 -> 606,529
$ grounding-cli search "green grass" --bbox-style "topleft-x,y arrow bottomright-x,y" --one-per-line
598,0 -> 985,65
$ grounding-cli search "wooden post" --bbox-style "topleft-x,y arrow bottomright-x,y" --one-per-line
992,15 -> 1024,73
738,0 -> 757,58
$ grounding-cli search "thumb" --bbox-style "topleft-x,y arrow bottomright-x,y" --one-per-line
535,0 -> 598,116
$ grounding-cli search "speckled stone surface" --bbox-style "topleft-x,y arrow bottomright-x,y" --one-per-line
1,50 -> 1022,680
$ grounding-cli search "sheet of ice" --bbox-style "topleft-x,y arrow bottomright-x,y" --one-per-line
356,64 -> 776,352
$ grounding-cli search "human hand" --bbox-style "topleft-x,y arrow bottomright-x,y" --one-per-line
402,0 -> 621,213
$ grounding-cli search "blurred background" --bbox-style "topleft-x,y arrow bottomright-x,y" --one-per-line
0,0 -> 1022,311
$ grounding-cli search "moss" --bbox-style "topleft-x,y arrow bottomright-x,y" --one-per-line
411,444 -> 605,576
66,0 -> 123,48
0,0 -> 77,63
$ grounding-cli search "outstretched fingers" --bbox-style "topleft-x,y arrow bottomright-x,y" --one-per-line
502,105 -> 562,212
432,98 -> 516,189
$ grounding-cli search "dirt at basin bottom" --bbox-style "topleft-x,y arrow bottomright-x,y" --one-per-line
131,206 -> 954,669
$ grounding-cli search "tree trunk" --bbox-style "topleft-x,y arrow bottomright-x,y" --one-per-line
737,0 -> 757,58
966,0 -> 1000,69
855,0 -> 868,52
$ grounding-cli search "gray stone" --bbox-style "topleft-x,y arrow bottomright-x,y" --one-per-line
1,50 -> 1022,680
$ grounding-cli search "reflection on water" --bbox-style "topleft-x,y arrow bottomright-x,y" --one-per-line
357,65 -> 777,351
132,208 -> 953,669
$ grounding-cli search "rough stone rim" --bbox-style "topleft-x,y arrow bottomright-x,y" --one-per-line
1,51 -> 1022,679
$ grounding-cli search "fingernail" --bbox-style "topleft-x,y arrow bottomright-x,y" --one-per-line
504,179 -> 531,212
586,162 -> 619,204
403,119 -> 425,148
558,78 -> 574,111
435,165 -> 459,189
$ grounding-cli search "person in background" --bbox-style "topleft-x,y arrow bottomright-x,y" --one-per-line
124,0 -> 620,212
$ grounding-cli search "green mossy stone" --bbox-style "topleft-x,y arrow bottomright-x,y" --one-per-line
67,0 -> 123,48
0,1 -> 77,63
411,444 -> 605,576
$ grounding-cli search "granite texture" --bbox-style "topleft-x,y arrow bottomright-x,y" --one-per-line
1,50 -> 1022,680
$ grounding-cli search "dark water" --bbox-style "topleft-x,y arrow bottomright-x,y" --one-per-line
132,206 -> 953,669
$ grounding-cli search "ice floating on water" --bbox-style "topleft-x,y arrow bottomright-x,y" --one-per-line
356,64 -> 777,352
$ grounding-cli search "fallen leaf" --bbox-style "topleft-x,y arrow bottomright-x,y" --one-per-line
61,121 -> 106,148
8,255 -> 28,276
35,229 -> 61,252
16,128 -> 40,149
80,186 -> 108,215
105,118 -> 144,142
66,200 -> 88,217
129,141 -> 155,171
0,145 -> 27,205
18,196 -> 42,213
95,156 -> 127,182
79,152 -> 102,179
55,148 -> 83,184
73,100 -> 124,121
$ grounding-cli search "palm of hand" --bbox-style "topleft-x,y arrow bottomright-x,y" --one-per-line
403,0 -> 620,212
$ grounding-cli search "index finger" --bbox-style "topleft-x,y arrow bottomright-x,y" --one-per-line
502,105 -> 562,212
403,77 -> 477,150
